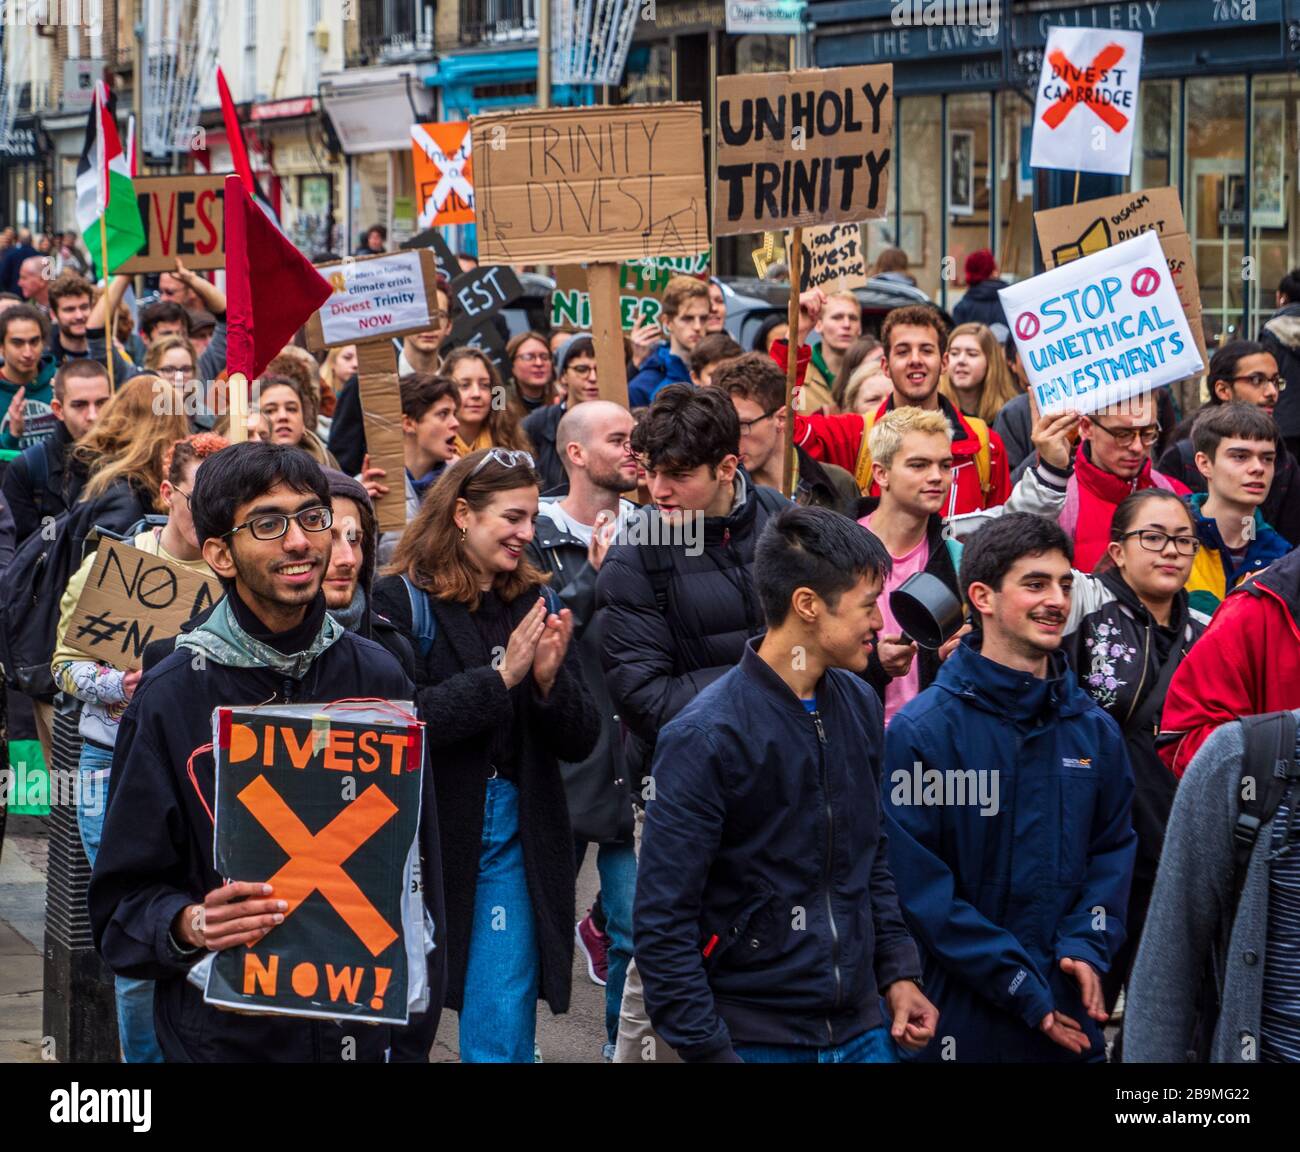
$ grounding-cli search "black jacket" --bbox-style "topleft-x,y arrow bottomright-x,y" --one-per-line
951,278 -> 1009,332
855,501 -> 961,703
2,423 -> 87,544
88,602 -> 446,1063
370,577 -> 601,1014
794,447 -> 859,516
527,506 -> 634,844
522,404 -> 566,495
326,375 -> 365,476
1261,301 -> 1300,442
594,474 -> 789,782
635,641 -> 922,1061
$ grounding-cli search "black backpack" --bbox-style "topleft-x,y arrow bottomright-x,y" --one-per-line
1191,710 -> 1300,1061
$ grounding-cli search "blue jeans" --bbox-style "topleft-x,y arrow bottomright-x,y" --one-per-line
459,777 -> 539,1063
735,1025 -> 899,1064
76,742 -> 163,1065
575,838 -> 637,1052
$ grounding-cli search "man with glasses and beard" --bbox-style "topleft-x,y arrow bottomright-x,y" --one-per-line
89,442 -> 445,1063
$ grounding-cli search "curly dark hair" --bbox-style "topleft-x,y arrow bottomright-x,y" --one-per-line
630,382 -> 740,472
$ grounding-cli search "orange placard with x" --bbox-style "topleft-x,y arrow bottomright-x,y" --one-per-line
206,704 -> 425,1024
411,121 -> 475,227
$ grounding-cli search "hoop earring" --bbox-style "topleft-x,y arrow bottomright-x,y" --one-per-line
459,525 -> 467,543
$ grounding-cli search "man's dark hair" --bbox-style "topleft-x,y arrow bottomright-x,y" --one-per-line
714,351 -> 786,413
1192,401 -> 1278,461
756,505 -> 891,626
400,372 -> 459,421
688,331 -> 742,376
630,382 -> 739,471
140,300 -> 189,339
47,271 -> 93,312
1278,268 -> 1300,304
53,356 -> 109,402
959,512 -> 1073,600
0,302 -> 50,344
1207,340 -> 1267,404
191,442 -> 331,547
882,304 -> 949,356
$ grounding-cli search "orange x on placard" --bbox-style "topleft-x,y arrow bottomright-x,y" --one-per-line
237,774 -> 399,957
1042,43 -> 1129,133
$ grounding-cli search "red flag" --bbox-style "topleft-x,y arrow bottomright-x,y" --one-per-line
216,66 -> 257,196
224,175 -> 331,380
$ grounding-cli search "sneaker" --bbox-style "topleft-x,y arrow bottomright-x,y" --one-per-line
575,912 -> 609,986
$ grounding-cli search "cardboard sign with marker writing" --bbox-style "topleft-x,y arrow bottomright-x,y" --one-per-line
119,174 -> 226,273
448,265 -> 524,343
306,250 -> 443,351
355,342 -> 408,535
790,222 -> 867,293
471,103 -> 709,265
206,701 -> 425,1024
550,252 -> 711,331
66,540 -> 222,671
715,65 -> 893,236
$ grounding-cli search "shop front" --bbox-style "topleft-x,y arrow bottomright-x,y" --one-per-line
809,0 -> 1300,345
250,98 -> 345,260
0,116 -> 52,233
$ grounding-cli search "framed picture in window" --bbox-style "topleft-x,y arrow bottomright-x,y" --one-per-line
1254,100 -> 1285,229
949,130 -> 975,217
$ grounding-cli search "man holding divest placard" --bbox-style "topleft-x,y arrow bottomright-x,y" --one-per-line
88,442 -> 445,1062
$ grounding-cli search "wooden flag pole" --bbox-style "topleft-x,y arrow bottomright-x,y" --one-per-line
99,216 -> 115,394
782,226 -> 803,498
587,263 -> 628,407
1073,171 -> 1081,205
226,373 -> 248,443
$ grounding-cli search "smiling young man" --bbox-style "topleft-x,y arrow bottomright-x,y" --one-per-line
1183,403 -> 1291,616
801,290 -> 862,414
793,305 -> 1010,514
628,276 -> 712,407
883,513 -> 1136,1063
635,505 -> 937,1063
88,442 -> 445,1062
47,272 -> 93,364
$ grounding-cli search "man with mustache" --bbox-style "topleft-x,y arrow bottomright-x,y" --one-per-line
882,512 -> 1136,1062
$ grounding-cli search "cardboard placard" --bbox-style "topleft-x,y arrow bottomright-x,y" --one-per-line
118,174 -> 226,273
714,65 -> 893,236
65,540 -> 222,671
1031,27 -> 1143,177
448,265 -> 524,343
206,702 -> 424,1023
400,226 -> 459,281
550,252 -> 711,331
411,121 -> 475,227
355,342 -> 408,535
586,263 -> 629,406
790,222 -> 867,293
471,102 -> 709,265
999,231 -> 1203,416
305,250 -> 442,351
447,317 -> 508,375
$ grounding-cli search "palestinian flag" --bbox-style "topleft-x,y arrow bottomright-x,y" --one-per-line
75,82 -> 146,278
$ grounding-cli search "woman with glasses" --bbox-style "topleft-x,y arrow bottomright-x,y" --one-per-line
372,449 -> 599,1062
1062,488 -> 1208,1031
52,432 -> 229,1062
444,346 -> 532,458
506,331 -> 556,412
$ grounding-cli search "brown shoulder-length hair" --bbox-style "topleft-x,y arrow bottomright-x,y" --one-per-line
388,448 -> 547,610
442,346 -> 533,452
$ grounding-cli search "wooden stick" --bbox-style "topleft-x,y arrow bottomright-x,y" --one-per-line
99,216 -> 115,393
782,226 -> 803,498
227,372 -> 248,443
586,262 -> 628,407
1073,170 -> 1081,205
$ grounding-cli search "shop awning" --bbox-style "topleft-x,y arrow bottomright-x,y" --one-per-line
320,66 -> 434,154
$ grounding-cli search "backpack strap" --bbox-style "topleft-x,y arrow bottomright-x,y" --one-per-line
400,575 -> 437,659
1231,711 -> 1299,911
641,541 -> 675,615
28,441 -> 48,517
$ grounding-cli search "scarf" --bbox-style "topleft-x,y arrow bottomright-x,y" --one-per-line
176,592 -> 343,677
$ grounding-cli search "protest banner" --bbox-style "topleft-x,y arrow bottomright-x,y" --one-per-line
999,231 -> 1203,416
1030,27 -> 1143,177
714,65 -> 893,236
400,225 -> 460,280
789,222 -> 867,294
447,316 -> 508,375
118,174 -> 226,273
305,249 -> 442,350
206,702 -> 426,1024
354,342 -> 407,534
470,102 -> 708,266
65,540 -> 222,671
448,264 -> 524,343
411,121 -> 475,227
550,252 -> 711,331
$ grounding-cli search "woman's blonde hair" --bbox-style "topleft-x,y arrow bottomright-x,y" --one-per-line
939,322 -> 1019,425
74,374 -> 193,507
443,346 -> 532,452
388,448 -> 547,610
144,332 -> 197,372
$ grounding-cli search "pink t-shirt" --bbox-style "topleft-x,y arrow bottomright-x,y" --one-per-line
861,513 -> 930,725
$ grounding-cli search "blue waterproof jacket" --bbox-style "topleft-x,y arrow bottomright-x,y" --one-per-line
627,344 -> 692,407
635,641 -> 922,1061
883,640 -> 1136,1062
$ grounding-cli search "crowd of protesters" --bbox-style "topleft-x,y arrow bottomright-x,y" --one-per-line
1,222 -> 1298,1067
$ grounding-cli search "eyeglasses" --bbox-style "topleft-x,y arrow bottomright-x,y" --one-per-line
515,351 -> 551,364
175,487 -> 192,506
1089,419 -> 1162,447
738,410 -> 778,435
226,505 -> 333,541
567,363 -> 596,378
426,309 -> 450,324
468,448 -> 536,479
1230,373 -> 1286,391
1119,529 -> 1201,556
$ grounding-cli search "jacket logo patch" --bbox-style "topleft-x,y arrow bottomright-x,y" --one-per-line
1062,757 -> 1092,770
